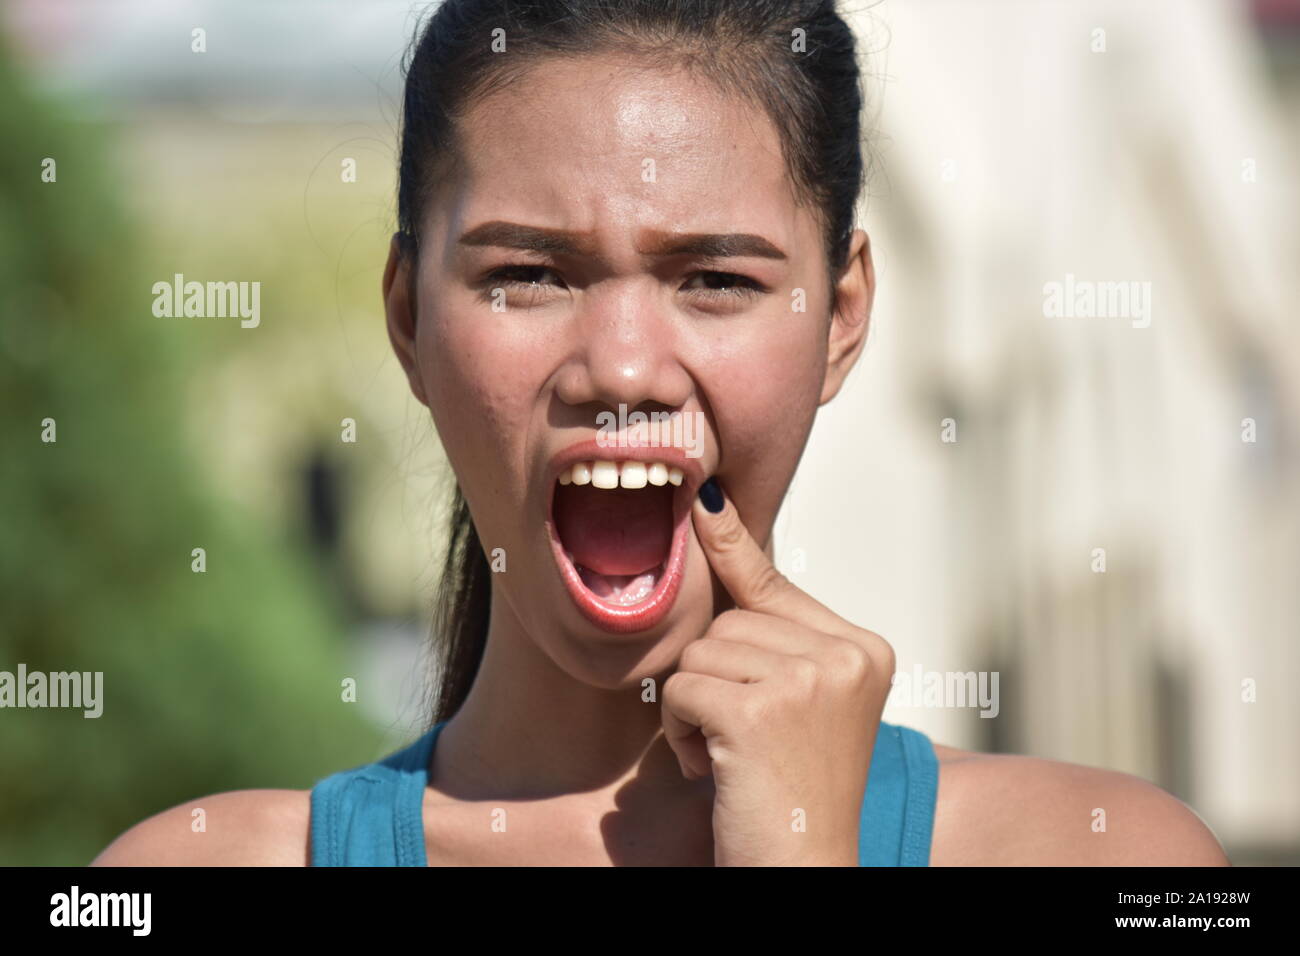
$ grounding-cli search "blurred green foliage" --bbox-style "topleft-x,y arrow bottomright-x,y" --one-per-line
0,39 -> 385,864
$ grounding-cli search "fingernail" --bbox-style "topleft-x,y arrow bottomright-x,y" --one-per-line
698,476 -> 724,514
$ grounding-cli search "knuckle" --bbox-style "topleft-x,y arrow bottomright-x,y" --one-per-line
662,670 -> 689,698
735,693 -> 768,728
709,608 -> 748,638
829,635 -> 881,685
678,639 -> 708,671
787,656 -> 820,688
864,630 -> 897,672
841,642 -> 874,682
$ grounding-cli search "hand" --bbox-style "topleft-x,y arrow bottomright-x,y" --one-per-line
661,478 -> 896,866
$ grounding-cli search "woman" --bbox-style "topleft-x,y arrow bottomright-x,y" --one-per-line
94,0 -> 1229,866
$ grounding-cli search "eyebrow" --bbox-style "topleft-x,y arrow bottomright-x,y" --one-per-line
457,221 -> 787,261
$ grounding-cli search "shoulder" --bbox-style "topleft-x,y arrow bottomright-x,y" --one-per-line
90,789 -> 311,866
926,742 -> 1230,866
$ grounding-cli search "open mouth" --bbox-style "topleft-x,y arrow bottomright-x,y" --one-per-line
546,455 -> 695,634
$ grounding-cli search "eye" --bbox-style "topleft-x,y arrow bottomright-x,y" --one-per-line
681,270 -> 765,303
487,265 -> 566,288
478,264 -> 566,308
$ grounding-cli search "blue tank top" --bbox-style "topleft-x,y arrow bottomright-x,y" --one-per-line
310,719 -> 939,866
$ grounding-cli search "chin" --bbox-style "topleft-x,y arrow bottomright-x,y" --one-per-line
531,556 -> 717,689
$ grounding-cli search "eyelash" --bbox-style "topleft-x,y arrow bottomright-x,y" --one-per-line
478,265 -> 766,305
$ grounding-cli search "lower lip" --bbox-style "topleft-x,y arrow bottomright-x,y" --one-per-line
546,483 -> 691,634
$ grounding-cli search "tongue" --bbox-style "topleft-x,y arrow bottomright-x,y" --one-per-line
576,566 -> 660,606
554,483 -> 673,577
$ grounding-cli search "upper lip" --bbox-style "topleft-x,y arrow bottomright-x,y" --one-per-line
546,437 -> 707,494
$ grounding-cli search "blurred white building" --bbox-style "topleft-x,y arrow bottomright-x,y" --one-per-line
783,0 -> 1300,862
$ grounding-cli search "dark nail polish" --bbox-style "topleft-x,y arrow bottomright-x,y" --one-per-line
698,476 -> 724,514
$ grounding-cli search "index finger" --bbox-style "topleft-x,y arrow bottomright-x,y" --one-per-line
691,477 -> 851,636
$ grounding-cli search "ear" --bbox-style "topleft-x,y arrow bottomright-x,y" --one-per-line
818,228 -> 874,406
383,233 -> 428,408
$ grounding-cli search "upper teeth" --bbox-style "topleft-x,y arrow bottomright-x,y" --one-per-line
557,460 -> 683,489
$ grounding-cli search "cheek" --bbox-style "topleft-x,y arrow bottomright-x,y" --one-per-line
416,307 -> 544,492
707,315 -> 827,454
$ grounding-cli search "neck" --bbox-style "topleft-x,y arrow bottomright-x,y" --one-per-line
428,584 -> 711,804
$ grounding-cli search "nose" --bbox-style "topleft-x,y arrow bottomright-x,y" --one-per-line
553,281 -> 693,416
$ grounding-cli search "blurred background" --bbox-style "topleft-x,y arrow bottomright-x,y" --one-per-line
0,0 -> 1296,865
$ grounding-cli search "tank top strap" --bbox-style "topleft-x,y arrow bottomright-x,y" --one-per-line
309,723 -> 445,866
858,721 -> 940,866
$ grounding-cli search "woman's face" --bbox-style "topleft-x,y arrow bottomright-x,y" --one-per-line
385,53 -> 871,686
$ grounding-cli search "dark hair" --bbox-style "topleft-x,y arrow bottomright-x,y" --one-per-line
397,0 -> 868,728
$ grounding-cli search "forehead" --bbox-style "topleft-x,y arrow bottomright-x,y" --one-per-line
437,52 -> 808,245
